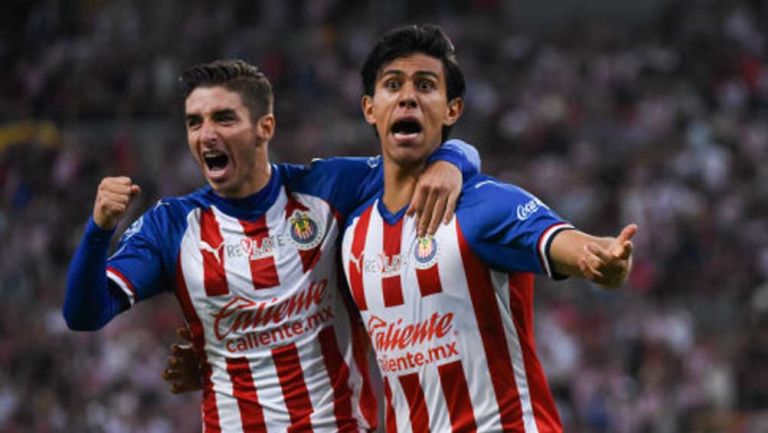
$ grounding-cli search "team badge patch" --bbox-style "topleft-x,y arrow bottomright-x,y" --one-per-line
413,235 -> 439,269
289,210 -> 322,250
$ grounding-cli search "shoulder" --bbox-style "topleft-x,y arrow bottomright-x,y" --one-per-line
278,157 -> 381,181
460,175 -> 544,213
130,189 -> 209,236
457,175 -> 559,236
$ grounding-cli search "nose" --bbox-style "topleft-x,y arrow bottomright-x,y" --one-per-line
397,83 -> 418,109
199,119 -> 218,145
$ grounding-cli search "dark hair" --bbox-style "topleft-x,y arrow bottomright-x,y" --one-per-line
179,59 -> 273,120
360,24 -> 466,140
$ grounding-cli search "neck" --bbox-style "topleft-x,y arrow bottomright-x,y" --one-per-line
244,157 -> 272,196
218,150 -> 272,199
382,159 -> 423,213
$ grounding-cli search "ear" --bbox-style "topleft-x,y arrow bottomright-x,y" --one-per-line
444,97 -> 464,127
361,95 -> 377,125
255,113 -> 276,141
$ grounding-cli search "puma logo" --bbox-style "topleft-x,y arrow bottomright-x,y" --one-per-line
200,240 -> 225,265
349,253 -> 364,273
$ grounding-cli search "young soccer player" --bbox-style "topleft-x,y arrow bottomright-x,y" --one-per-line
340,24 -> 636,432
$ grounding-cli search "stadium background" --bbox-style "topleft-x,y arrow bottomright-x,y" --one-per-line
1,0 -> 767,431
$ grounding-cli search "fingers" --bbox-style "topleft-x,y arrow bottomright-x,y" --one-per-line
443,190 -> 458,225
610,224 -> 637,259
418,191 -> 439,237
177,326 -> 193,343
425,194 -> 448,236
93,176 -> 140,230
406,185 -> 424,217
579,245 -> 606,280
617,224 -> 638,243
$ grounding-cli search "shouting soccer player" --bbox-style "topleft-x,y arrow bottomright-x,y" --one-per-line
62,59 -> 480,432
339,24 -> 637,432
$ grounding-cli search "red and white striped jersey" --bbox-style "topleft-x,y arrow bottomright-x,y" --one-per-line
105,161 -> 385,432
341,175 -> 573,433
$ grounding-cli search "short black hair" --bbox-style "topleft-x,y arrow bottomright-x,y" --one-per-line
361,24 -> 466,140
179,59 -> 273,121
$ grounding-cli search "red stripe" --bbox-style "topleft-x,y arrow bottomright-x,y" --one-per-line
381,218 -> 404,307
399,372 -> 430,433
318,326 -> 358,432
240,217 -> 280,290
456,223 -> 524,431
285,195 -> 322,272
507,273 -> 563,432
273,343 -> 314,433
346,295 -> 378,428
383,377 -> 397,433
226,357 -> 267,432
200,208 -> 229,296
416,265 -> 442,297
438,360 -> 477,433
106,266 -> 136,295
349,206 -> 373,311
174,257 -> 220,432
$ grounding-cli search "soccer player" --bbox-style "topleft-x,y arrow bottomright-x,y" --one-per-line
62,59 -> 480,432
339,24 -> 637,432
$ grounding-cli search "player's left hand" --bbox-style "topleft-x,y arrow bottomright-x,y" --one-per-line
578,224 -> 637,289
406,161 -> 461,237
162,326 -> 203,394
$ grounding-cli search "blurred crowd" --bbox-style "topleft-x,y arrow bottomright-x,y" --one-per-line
1,0 -> 767,432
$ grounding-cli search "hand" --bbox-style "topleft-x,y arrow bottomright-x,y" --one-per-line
406,161 -> 462,237
93,176 -> 141,230
162,327 -> 203,394
578,224 -> 637,289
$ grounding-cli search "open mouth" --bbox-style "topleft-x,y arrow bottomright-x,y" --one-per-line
203,150 -> 229,171
391,119 -> 423,137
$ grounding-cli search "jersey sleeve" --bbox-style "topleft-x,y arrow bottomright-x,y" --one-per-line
426,139 -> 481,179
282,140 -> 483,220
281,156 -> 384,219
456,176 -> 574,278
105,203 -> 174,306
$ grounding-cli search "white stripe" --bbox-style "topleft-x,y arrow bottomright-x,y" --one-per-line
439,221 -> 500,431
267,188 -> 293,287
106,269 -> 136,306
493,270 -> 539,433
362,202 -> 386,310
537,223 -> 573,278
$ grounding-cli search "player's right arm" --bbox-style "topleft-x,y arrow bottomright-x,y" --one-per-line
282,139 -> 481,228
63,176 -> 151,331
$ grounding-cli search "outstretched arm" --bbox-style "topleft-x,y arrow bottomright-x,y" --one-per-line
549,224 -> 637,288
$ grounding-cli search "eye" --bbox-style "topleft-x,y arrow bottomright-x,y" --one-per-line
384,79 -> 401,91
186,117 -> 201,130
417,79 -> 436,91
214,112 -> 237,124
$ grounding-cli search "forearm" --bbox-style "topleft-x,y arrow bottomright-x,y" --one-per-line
426,139 -> 481,178
549,227 -> 634,288
551,229 -> 618,277
63,218 -> 126,330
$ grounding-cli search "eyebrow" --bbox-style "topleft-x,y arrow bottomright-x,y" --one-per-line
185,108 -> 237,122
380,69 -> 440,80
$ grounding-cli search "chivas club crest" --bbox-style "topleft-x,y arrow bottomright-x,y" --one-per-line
413,235 -> 439,269
289,210 -> 322,250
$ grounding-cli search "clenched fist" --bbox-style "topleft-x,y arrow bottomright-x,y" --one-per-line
93,176 -> 141,230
